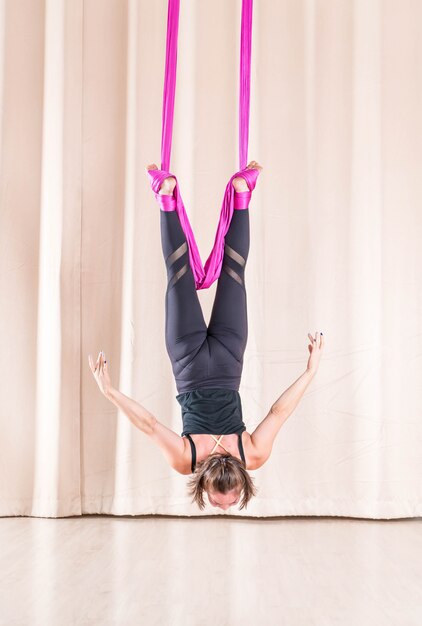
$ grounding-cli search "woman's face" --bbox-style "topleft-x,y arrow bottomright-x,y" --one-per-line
207,488 -> 240,510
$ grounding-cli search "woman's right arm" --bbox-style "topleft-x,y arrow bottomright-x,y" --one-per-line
88,351 -> 190,474
105,386 -> 156,435
105,387 -> 190,474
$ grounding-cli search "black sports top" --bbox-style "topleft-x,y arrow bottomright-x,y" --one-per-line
183,432 -> 246,473
176,388 -> 247,473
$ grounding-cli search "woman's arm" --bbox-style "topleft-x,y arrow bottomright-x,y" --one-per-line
88,351 -> 190,474
250,332 -> 324,467
250,368 -> 315,466
105,387 -> 190,474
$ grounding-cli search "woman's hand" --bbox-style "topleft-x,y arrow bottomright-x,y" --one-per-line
88,350 -> 113,398
307,331 -> 324,374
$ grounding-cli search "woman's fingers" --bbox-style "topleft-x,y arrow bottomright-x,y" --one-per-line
89,354 -> 98,373
88,354 -> 98,374
89,350 -> 105,374
97,351 -> 107,372
95,351 -> 102,372
307,332 -> 324,348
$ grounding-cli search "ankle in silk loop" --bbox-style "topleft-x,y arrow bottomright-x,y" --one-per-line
234,191 -> 251,210
155,192 -> 177,211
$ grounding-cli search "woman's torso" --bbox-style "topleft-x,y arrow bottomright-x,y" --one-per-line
176,388 -> 250,472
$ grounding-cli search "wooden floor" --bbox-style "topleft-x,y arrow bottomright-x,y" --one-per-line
0,515 -> 421,625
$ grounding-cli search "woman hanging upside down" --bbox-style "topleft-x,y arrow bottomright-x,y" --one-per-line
88,160 -> 325,511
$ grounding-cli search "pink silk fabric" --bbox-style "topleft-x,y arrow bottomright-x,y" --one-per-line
147,0 -> 259,290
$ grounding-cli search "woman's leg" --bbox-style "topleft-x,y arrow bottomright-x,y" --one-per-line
160,209 -> 208,364
207,207 -> 250,362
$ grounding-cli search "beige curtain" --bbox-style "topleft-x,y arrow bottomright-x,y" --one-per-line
1,0 -> 421,518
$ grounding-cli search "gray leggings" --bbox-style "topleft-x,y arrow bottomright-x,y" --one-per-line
160,207 -> 250,394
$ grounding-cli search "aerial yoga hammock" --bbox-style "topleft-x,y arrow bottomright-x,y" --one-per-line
146,0 -> 260,290
90,0 -> 324,509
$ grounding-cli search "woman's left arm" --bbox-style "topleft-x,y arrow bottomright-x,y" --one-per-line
249,332 -> 324,467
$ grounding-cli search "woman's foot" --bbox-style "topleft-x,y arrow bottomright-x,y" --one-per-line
145,164 -> 176,195
146,160 -> 263,194
232,160 -> 263,192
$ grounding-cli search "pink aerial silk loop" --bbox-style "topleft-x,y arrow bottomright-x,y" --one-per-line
147,0 -> 259,290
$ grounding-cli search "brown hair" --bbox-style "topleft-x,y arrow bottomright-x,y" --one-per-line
186,453 -> 258,510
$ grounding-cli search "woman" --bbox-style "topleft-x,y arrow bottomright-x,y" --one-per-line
88,160 -> 325,511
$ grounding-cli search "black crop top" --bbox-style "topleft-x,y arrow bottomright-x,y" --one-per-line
184,432 -> 246,473
176,388 -> 247,473
177,388 -> 246,436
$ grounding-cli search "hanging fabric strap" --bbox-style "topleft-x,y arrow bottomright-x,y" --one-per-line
147,0 -> 259,290
160,0 -> 179,173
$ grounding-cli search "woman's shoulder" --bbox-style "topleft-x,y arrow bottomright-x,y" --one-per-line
150,421 -> 193,475
172,436 -> 195,475
241,431 -> 266,470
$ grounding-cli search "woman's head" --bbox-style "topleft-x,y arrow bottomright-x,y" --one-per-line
186,453 -> 257,511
